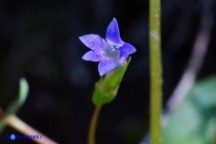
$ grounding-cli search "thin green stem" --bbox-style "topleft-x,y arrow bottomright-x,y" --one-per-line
149,0 -> 162,144
88,106 -> 102,144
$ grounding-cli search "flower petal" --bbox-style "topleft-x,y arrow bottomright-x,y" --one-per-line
106,18 -> 123,45
120,42 -> 136,58
79,34 -> 107,50
98,60 -> 119,76
119,56 -> 127,65
82,51 -> 103,62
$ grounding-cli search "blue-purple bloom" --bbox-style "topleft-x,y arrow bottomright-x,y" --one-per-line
79,18 -> 136,76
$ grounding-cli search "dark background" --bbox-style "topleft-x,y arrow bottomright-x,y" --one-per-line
0,0 -> 215,144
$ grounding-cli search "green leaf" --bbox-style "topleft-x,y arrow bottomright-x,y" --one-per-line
163,76 -> 216,144
6,78 -> 29,115
92,58 -> 131,106
0,78 -> 29,133
204,117 -> 216,144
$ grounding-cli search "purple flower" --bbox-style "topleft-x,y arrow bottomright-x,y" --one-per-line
79,18 -> 136,76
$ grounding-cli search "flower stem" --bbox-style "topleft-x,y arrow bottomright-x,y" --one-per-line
149,0 -> 162,143
3,114 -> 58,144
88,106 -> 102,144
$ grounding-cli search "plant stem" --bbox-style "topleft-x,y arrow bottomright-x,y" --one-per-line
149,0 -> 162,143
88,106 -> 101,144
3,114 -> 58,144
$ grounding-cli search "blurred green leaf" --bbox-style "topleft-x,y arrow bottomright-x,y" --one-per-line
204,117 -> 216,144
7,78 -> 29,115
0,78 -> 29,133
163,76 -> 216,144
92,58 -> 131,106
18,78 -> 29,105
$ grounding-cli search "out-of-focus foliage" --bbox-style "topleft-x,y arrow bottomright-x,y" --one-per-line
0,78 -> 29,132
93,58 -> 131,106
163,76 -> 216,144
7,78 -> 29,115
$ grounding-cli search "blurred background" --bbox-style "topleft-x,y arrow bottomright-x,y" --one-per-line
0,0 -> 216,143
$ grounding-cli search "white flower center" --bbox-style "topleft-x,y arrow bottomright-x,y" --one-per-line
104,44 -> 121,61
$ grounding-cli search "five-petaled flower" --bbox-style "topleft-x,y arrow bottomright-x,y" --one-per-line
79,18 -> 136,76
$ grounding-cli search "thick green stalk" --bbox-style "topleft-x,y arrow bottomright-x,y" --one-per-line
149,0 -> 162,144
